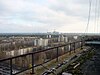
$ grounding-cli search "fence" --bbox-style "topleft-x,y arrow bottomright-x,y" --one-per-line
0,40 -> 84,75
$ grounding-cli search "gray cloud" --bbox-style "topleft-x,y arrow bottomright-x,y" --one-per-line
0,0 -> 98,33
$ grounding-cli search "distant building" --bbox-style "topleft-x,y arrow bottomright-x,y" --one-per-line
53,31 -> 59,34
47,35 -> 51,38
38,38 -> 43,46
73,36 -> 78,40
34,39 -> 38,46
33,38 -> 48,47
64,37 -> 68,42
47,30 -> 59,35
58,35 -> 68,42
42,39 -> 48,46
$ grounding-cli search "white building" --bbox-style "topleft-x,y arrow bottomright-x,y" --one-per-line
73,36 -> 78,40
6,47 -> 33,56
47,35 -> 51,38
38,38 -> 43,46
34,39 -> 38,46
33,38 -> 48,47
64,37 -> 68,42
43,39 -> 48,46
58,35 -> 68,42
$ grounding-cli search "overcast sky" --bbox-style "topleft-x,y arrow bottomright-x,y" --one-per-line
0,0 -> 100,33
